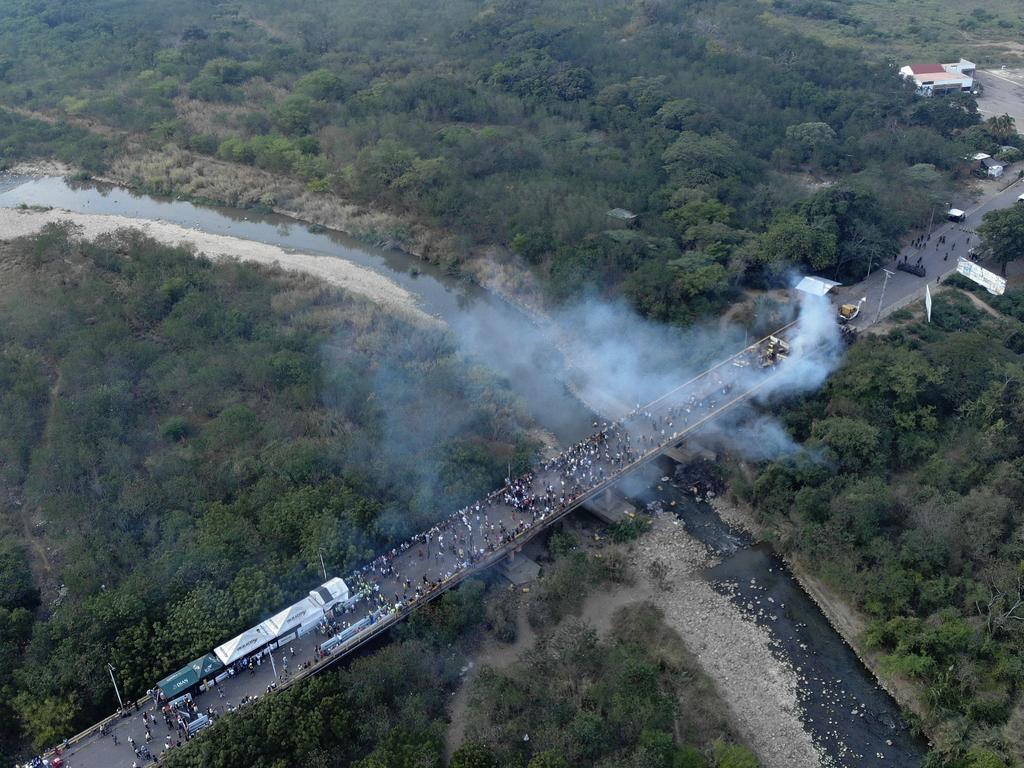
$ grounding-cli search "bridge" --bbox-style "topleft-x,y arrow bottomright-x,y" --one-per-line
42,317 -> 821,768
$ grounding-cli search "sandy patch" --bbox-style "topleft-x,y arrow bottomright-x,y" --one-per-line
0,206 -> 436,324
624,519 -> 826,768
453,518 -> 825,768
7,159 -> 75,177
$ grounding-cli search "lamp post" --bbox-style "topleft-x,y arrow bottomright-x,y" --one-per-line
874,269 -> 894,323
107,663 -> 124,710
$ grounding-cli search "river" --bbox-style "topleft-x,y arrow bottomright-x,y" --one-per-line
627,460 -> 927,767
0,174 -> 925,766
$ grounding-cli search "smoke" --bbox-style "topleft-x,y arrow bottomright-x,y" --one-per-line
447,284 -> 843,464
322,275 -> 845,534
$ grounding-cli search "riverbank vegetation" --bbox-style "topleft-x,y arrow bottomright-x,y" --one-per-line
740,289 -> 1024,766
0,224 -> 536,757
1,0 -> 1015,322
465,603 -> 754,768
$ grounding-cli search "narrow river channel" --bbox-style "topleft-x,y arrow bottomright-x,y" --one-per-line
0,174 -> 925,766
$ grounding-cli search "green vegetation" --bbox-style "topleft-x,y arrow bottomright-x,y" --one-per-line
742,291 -> 1024,765
0,109 -> 114,172
0,0 -> 1004,323
466,603 -> 755,768
977,202 -> 1024,276
767,0 -> 1024,63
0,224 -> 536,756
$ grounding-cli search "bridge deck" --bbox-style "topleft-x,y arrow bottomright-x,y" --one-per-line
48,326 -> 799,768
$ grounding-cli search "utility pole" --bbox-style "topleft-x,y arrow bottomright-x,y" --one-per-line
874,269 -> 894,323
107,663 -> 124,710
269,648 -> 278,680
318,549 -> 327,581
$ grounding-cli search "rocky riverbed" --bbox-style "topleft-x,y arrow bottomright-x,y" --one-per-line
624,518 -> 828,768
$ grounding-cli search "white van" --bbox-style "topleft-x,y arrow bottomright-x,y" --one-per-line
948,208 -> 966,222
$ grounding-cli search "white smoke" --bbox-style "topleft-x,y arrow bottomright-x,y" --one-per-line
447,282 -> 843,464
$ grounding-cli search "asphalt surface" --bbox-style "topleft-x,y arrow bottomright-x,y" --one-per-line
834,175 -> 1024,327
976,68 -> 1024,128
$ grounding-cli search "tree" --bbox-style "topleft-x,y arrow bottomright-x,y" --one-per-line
450,742 -> 497,768
13,693 -> 79,752
986,114 -> 1017,143
810,417 -> 881,474
711,741 -> 757,768
528,752 -> 569,768
977,204 -> 1024,276
760,214 -> 838,272
784,121 -> 837,164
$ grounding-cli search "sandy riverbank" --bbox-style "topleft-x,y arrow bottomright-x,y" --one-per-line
0,205 -> 435,324
452,518 -> 826,768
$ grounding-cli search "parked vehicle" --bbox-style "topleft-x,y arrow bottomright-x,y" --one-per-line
897,262 -> 926,277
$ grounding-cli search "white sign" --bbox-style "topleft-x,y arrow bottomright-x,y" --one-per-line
957,258 -> 1006,296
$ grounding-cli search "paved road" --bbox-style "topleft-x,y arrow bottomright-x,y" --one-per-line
834,177 -> 1024,328
976,69 -> 1024,127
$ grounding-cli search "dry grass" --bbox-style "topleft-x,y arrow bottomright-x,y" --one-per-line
105,146 -> 435,249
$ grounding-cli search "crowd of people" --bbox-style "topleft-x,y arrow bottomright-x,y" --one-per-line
332,364 -> 746,631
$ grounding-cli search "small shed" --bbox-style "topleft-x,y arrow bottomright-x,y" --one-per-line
794,276 -> 841,296
981,156 -> 1004,178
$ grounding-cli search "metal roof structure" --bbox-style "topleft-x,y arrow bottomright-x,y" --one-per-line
794,276 -> 841,296
213,623 -> 274,666
309,577 -> 349,610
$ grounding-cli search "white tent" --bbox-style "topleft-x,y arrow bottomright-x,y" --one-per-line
261,597 -> 321,639
794,276 -> 841,296
213,623 -> 274,666
309,577 -> 350,611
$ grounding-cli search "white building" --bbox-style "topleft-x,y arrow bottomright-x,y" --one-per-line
899,59 -> 975,95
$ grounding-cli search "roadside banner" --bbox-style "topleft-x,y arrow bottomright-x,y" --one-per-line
925,284 -> 932,322
957,258 -> 1006,295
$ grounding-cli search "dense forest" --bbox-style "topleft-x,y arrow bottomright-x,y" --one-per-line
741,289 -> 1024,767
0,224 -> 537,756
0,0 -> 1020,323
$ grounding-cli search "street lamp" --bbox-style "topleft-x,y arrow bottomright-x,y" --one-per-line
107,663 -> 124,710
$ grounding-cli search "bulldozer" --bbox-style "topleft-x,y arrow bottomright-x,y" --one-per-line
837,297 -> 866,325
759,335 -> 790,367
